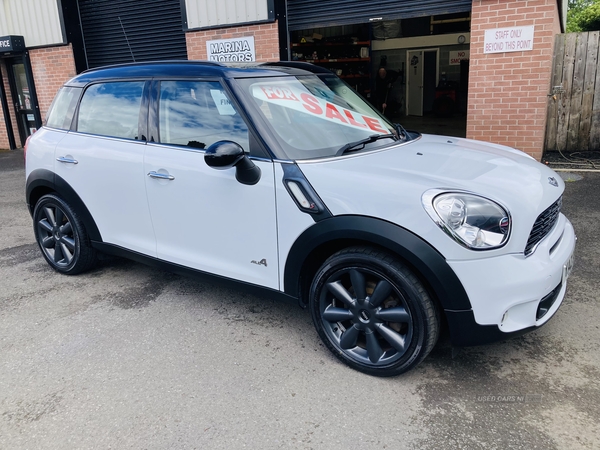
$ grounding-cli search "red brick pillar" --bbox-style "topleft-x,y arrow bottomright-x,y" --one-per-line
0,62 -> 18,149
186,22 -> 280,62
0,60 -> 16,150
468,0 -> 562,160
29,44 -> 78,121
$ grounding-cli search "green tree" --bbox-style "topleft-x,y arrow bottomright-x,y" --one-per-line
568,0 -> 600,32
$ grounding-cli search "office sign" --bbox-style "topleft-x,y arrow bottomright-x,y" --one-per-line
0,35 -> 25,54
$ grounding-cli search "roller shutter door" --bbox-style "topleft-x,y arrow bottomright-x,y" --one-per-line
287,0 -> 472,30
78,0 -> 187,69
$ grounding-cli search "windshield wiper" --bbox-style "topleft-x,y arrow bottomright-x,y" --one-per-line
336,133 -> 396,156
394,123 -> 409,141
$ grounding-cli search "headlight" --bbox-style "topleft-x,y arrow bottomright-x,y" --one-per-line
422,190 -> 511,250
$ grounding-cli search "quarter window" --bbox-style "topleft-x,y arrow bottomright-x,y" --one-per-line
158,81 -> 249,151
77,81 -> 144,139
46,87 -> 81,130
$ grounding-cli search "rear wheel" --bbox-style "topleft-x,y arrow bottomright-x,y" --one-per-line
33,194 -> 97,275
309,246 -> 439,377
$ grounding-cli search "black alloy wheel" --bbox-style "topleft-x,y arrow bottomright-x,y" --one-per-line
33,194 -> 97,275
310,246 -> 439,377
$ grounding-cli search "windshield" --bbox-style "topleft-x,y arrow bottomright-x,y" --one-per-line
236,74 -> 404,160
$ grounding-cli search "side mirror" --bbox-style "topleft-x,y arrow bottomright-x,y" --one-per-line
204,140 -> 261,185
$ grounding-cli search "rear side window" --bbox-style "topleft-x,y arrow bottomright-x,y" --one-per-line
158,81 -> 249,151
45,87 -> 81,130
77,81 -> 144,139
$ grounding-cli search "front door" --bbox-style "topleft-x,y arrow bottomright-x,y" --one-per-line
6,58 -> 37,146
144,80 -> 279,289
407,50 -> 424,116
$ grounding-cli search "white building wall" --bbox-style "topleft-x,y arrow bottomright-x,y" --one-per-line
0,0 -> 64,47
185,0 -> 270,29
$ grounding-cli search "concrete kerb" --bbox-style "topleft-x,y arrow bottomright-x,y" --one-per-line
553,168 -> 600,173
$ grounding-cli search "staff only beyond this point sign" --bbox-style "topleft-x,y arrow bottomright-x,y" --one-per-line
206,36 -> 256,62
484,25 -> 534,54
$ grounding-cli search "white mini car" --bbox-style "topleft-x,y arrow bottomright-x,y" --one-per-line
25,61 -> 576,376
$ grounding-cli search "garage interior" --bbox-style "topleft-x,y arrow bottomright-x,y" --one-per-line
287,7 -> 472,138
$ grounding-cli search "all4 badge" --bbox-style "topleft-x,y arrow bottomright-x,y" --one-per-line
251,258 -> 268,267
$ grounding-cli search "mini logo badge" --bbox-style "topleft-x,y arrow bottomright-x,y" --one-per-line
251,258 -> 267,267
548,177 -> 559,187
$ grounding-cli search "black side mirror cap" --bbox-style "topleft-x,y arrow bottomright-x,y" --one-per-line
204,140 -> 261,185
204,140 -> 245,168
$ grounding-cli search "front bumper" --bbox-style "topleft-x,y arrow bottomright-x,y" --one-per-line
445,214 -> 576,347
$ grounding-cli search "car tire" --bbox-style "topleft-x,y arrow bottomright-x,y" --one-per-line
33,194 -> 97,275
309,246 -> 439,377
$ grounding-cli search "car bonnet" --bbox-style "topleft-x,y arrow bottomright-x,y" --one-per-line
295,134 -> 565,257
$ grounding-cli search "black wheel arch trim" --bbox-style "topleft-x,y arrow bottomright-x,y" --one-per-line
26,169 -> 102,242
283,215 -> 472,313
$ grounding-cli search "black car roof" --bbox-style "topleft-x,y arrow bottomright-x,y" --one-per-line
65,60 -> 329,87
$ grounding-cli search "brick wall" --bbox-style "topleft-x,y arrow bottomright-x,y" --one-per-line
186,22 -> 279,62
468,0 -> 562,160
30,44 -> 77,121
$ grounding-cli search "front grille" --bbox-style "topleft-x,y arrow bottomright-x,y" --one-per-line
525,196 -> 562,255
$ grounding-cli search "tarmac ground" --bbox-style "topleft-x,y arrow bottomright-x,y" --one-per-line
0,148 -> 599,449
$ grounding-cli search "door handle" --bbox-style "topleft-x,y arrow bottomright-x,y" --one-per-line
147,171 -> 175,180
56,156 -> 78,164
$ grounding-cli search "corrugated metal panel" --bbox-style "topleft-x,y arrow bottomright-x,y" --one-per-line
0,0 -> 64,47
287,0 -> 471,31
79,0 -> 187,69
0,4 -> 8,34
185,0 -> 270,29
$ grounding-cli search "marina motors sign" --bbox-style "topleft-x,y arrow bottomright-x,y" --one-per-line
206,36 -> 255,62
252,82 -> 389,134
484,25 -> 535,54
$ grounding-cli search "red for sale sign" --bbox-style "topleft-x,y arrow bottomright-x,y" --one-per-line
253,82 -> 389,134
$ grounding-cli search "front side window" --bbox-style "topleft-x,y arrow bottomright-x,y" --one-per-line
158,81 -> 249,151
46,87 -> 81,130
77,81 -> 144,139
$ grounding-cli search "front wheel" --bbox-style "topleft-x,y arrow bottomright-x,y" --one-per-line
33,194 -> 97,275
309,246 -> 439,377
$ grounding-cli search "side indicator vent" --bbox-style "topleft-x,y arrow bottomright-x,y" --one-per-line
287,181 -> 316,212
281,163 -> 332,222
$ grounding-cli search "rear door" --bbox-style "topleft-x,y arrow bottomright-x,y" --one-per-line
54,80 -> 157,256
143,79 -> 279,289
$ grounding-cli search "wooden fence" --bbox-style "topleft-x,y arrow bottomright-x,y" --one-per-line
546,31 -> 600,152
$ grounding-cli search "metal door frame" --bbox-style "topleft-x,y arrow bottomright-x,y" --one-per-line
4,53 -> 42,147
